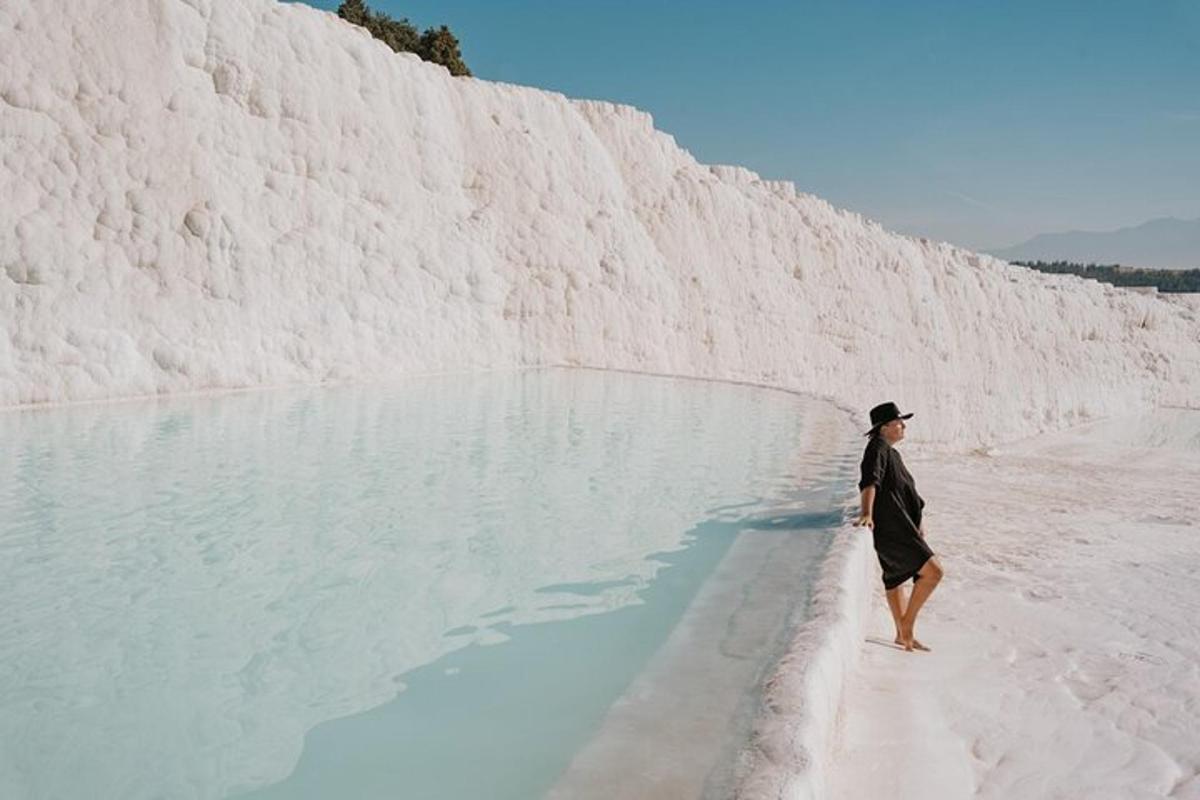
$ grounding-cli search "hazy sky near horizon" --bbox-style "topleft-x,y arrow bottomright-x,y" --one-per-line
302,0 -> 1200,251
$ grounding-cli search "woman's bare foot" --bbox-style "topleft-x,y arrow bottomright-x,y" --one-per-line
895,626 -> 930,652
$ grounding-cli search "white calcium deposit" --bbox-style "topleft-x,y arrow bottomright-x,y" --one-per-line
1,0 -> 1196,448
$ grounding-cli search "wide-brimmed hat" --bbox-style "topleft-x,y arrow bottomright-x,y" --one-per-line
865,401 -> 913,436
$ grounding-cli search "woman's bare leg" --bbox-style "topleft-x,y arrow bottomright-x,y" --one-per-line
899,557 -> 943,652
885,586 -> 907,640
888,584 -> 929,651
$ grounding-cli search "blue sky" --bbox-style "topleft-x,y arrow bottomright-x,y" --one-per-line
300,0 -> 1200,251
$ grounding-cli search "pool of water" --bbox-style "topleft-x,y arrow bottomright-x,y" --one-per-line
0,369 -> 857,799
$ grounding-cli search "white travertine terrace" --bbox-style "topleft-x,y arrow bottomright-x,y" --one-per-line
1,0 -> 1196,450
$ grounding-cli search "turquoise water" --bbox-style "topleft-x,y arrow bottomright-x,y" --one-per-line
0,369 -> 857,799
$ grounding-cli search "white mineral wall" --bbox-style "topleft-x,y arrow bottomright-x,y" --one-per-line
1,0 -> 1197,448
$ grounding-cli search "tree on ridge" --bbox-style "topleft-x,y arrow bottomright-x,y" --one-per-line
336,1 -> 471,76
418,25 -> 471,77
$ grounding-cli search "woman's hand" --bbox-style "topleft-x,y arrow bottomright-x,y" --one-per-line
857,487 -> 875,530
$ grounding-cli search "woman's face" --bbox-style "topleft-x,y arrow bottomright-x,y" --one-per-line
881,418 -> 906,443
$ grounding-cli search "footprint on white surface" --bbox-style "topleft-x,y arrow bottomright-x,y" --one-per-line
1061,673 -> 1111,704
1023,584 -> 1062,602
1116,651 -> 1165,666
1136,513 -> 1190,527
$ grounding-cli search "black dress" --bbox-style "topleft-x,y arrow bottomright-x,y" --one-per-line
858,434 -> 934,589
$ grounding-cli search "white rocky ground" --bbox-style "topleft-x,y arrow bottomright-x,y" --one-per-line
828,410 -> 1200,799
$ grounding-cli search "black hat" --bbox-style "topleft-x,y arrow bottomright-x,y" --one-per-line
865,401 -> 913,436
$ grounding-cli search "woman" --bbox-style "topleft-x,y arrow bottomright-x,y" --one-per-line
855,401 -> 944,652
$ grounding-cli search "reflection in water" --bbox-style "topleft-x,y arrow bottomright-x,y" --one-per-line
0,369 -> 854,799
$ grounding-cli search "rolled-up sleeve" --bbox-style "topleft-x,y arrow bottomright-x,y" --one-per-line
858,438 -> 886,490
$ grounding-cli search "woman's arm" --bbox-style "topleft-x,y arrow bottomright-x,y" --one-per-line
857,437 -> 885,528
856,486 -> 875,528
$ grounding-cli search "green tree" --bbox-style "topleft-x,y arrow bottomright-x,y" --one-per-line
370,12 -> 420,54
1012,259 -> 1200,293
419,25 -> 472,76
335,1 -> 470,75
336,0 -> 368,26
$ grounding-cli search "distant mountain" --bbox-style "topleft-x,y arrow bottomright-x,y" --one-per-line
990,217 -> 1200,270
